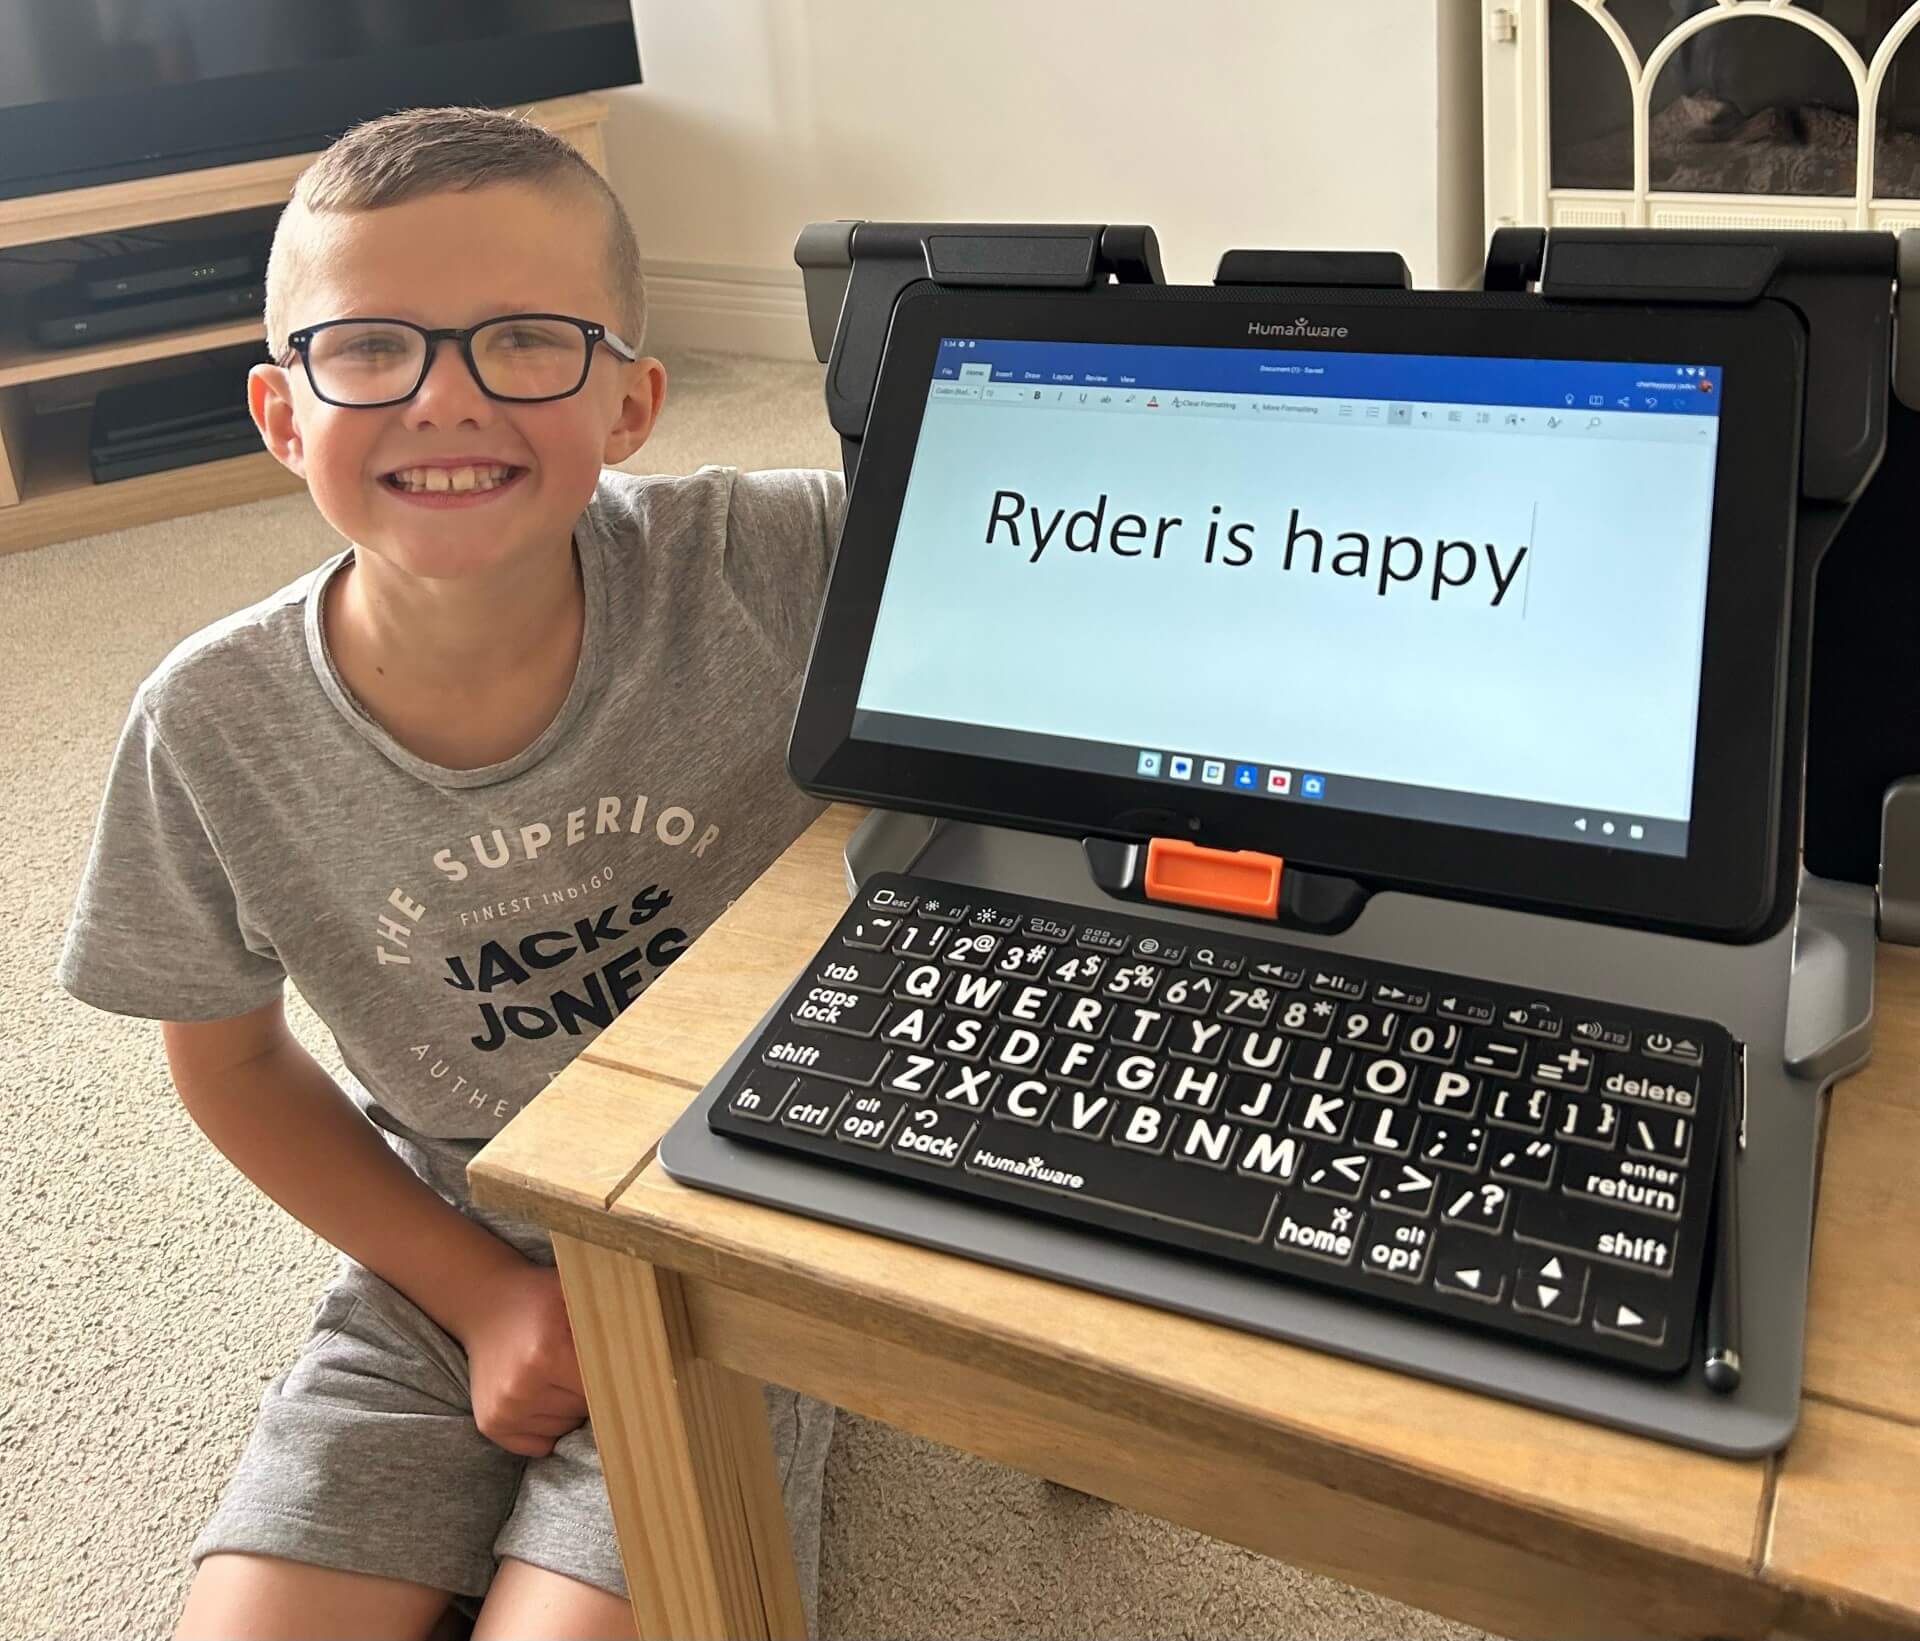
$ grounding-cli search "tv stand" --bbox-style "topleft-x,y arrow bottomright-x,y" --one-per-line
0,93 -> 609,557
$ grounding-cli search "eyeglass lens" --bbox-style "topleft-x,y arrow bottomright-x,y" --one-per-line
305,319 -> 590,404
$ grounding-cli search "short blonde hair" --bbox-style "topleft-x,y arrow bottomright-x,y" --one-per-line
264,105 -> 644,358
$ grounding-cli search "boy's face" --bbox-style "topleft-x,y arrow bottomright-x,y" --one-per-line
249,182 -> 664,583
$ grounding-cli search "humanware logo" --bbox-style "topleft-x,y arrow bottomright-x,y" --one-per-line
1247,316 -> 1349,339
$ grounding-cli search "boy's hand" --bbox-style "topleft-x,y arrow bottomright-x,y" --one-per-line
458,1261 -> 591,1457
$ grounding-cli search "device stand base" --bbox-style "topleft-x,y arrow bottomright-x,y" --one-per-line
662,813 -> 1875,1455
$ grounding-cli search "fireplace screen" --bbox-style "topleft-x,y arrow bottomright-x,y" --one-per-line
1487,0 -> 1920,229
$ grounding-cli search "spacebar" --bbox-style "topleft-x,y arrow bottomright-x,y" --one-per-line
957,1131 -> 1276,1243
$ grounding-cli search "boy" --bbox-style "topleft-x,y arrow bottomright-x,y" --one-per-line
57,107 -> 839,1639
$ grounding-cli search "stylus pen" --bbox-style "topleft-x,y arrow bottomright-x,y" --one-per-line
1703,1044 -> 1745,1394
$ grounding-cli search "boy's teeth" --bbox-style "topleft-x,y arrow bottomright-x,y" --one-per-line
388,464 -> 515,493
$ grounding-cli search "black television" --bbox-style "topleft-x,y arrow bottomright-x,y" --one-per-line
0,1 -> 641,201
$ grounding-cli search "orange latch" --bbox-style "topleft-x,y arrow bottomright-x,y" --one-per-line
1142,837 -> 1284,919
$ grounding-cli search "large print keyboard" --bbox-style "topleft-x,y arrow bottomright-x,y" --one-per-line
707,874 -> 1735,1376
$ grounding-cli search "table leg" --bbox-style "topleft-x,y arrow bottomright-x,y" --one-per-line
553,1232 -> 806,1640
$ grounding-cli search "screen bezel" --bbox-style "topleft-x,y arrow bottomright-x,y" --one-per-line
790,284 -> 1806,941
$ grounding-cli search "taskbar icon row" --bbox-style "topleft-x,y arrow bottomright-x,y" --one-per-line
1136,749 -> 1327,801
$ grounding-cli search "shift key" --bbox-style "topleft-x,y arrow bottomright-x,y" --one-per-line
761,1032 -> 889,1086
1514,1191 -> 1680,1276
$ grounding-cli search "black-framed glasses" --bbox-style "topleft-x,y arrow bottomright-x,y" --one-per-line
281,313 -> 638,407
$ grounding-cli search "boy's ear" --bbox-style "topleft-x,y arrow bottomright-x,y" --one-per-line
248,363 -> 306,477
601,356 -> 668,466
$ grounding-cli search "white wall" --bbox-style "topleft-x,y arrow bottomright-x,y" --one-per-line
604,0 -> 1483,358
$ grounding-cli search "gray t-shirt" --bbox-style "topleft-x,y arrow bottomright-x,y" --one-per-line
59,465 -> 843,1258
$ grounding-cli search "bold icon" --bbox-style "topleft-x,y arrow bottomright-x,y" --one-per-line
1233,764 -> 1259,790
1629,823 -> 1645,840
1563,393 -> 1575,405
1266,768 -> 1293,795
1574,817 -> 1588,832
1602,821 -> 1615,836
1700,376 -> 1714,393
1168,755 -> 1193,781
1201,760 -> 1226,785
1136,750 -> 1162,777
1588,394 -> 1603,407
1300,774 -> 1326,800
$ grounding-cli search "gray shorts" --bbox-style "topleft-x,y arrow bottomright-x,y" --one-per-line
190,1256 -> 833,1626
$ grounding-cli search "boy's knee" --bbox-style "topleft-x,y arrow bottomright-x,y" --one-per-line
177,1551 -> 453,1641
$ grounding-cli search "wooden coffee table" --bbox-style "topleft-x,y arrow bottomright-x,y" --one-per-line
470,805 -> 1920,1640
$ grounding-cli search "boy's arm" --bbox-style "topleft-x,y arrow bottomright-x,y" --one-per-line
162,996 -> 524,1343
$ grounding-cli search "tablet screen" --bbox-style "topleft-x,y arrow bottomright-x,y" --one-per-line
852,338 -> 1724,857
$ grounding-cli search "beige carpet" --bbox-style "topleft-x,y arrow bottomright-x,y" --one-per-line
1,348 -> 1492,1641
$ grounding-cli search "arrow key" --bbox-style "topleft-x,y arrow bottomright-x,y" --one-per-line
1593,1293 -> 1669,1348
1514,1252 -> 1589,1324
1432,1233 -> 1514,1304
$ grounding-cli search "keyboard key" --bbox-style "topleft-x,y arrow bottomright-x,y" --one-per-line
1514,1253 -> 1589,1324
1190,944 -> 1244,976
1569,1017 -> 1633,1053
947,972 -> 1007,1015
1043,1038 -> 1105,1086
1046,950 -> 1109,992
1487,1083 -> 1551,1131
1247,958 -> 1305,988
1000,984 -> 1057,1026
1499,1000 -> 1564,1039
1354,1054 -> 1414,1102
1433,1236 -> 1513,1302
1102,1051 -> 1166,1100
1166,1015 -> 1230,1064
1515,1193 -> 1680,1277
1593,1294 -> 1668,1348
1051,1087 -> 1117,1140
1596,1062 -> 1700,1114
890,920 -> 947,958
991,1025 -> 1049,1075
1057,995 -> 1114,1039
1131,934 -> 1186,965
866,887 -> 917,913
726,1079 -> 790,1122
816,950 -> 900,993
879,1005 -> 940,1047
1418,1067 -> 1480,1116
843,913 -> 899,950
1024,914 -> 1074,943
1464,1034 -> 1528,1078
934,1016 -> 992,1060
1219,983 -> 1278,1027
1640,1030 -> 1704,1066
880,1053 -> 945,1100
1337,1006 -> 1398,1051
1273,1196 -> 1364,1265
834,1092 -> 904,1148
1352,1098 -> 1417,1158
970,905 -> 1022,934
779,1087 -> 845,1134
1419,1120 -> 1487,1174
789,984 -> 888,1037
1290,1090 -> 1352,1142
1528,1043 -> 1596,1091
1223,1075 -> 1288,1127
1291,1040 -> 1352,1091
891,1106 -> 973,1166
1553,1095 -> 1621,1150
1234,1128 -> 1304,1184
1303,1146 -> 1370,1199
1111,1099 -> 1174,1154
1110,1003 -> 1172,1051
1077,924 -> 1129,955
995,940 -> 1054,980
1440,1176 -> 1512,1234
1625,1108 -> 1692,1165
961,1131 -> 1277,1241
761,1034 -> 888,1086
1491,1136 -> 1558,1189
893,962 -> 950,1004
1370,981 -> 1430,1011
1169,1111 -> 1239,1167
1275,995 -> 1337,1038
1228,1028 -> 1292,1077
1310,968 -> 1366,1001
940,1064 -> 999,1110
944,931 -> 1002,970
1164,1063 -> 1226,1111
1436,992 -> 1497,1026
992,1077 -> 1057,1125
1157,972 -> 1217,1014
1362,1218 -> 1435,1282
914,893 -> 968,924
1563,1155 -> 1685,1219
1371,1161 -> 1439,1217
1402,1020 -> 1462,1064
1103,961 -> 1163,1001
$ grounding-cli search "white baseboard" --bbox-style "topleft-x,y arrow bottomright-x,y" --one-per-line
640,260 -> 817,362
